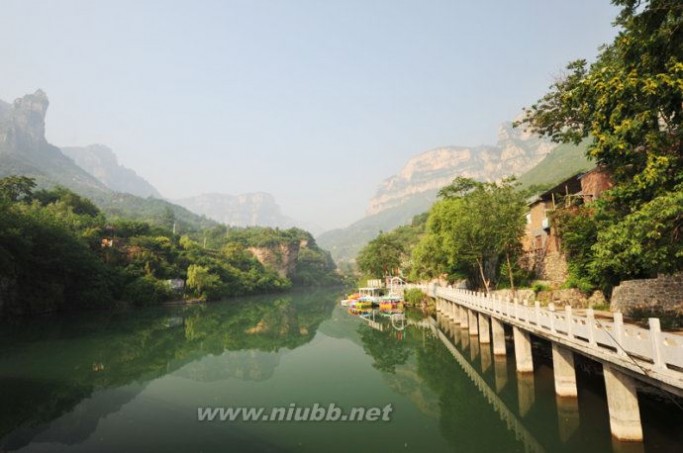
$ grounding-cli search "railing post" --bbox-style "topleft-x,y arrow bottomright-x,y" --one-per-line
565,305 -> 573,339
535,302 -> 541,326
649,318 -> 665,370
613,312 -> 626,357
549,303 -> 556,334
587,308 -> 597,347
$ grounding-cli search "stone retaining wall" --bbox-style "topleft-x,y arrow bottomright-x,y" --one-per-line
611,273 -> 683,314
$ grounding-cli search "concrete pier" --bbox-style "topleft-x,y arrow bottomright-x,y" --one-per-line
478,314 -> 491,344
425,287 -> 658,446
552,344 -> 578,397
603,365 -> 643,441
460,306 -> 468,328
513,327 -> 533,373
461,327 -> 470,349
470,335 -> 480,360
492,318 -> 506,356
468,309 -> 479,336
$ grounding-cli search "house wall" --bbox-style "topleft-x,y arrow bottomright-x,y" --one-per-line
581,168 -> 613,202
523,200 -> 566,284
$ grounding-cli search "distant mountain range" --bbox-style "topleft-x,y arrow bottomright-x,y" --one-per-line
318,121 -> 591,264
0,91 -> 216,230
174,193 -> 296,229
61,144 -> 162,198
0,90 -> 305,230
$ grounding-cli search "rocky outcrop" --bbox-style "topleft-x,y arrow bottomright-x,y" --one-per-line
0,91 -> 109,195
248,242 -> 300,278
62,144 -> 162,198
175,192 -> 295,228
0,90 -> 49,150
366,121 -> 555,216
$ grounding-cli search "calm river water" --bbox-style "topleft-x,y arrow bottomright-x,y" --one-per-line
1,289 -> 682,452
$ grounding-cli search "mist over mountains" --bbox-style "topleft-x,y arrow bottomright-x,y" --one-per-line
61,144 -> 162,199
174,193 -> 297,229
318,120 -> 562,263
1,89 -> 586,262
0,90 -> 301,230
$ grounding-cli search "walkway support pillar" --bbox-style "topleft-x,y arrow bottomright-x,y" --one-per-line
603,365 -> 643,441
513,326 -> 533,373
492,318 -> 506,356
552,343 -> 577,397
468,309 -> 478,335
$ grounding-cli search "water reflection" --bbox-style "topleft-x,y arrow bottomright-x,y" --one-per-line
0,290 -> 337,450
556,396 -> 580,443
494,356 -> 509,392
517,373 -> 536,417
1,295 -> 681,452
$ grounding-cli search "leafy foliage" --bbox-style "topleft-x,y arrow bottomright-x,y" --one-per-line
411,178 -> 527,292
355,214 -> 427,278
404,288 -> 427,306
0,176 -> 338,317
519,0 -> 683,285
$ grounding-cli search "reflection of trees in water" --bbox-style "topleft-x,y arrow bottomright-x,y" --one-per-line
357,322 -> 442,418
0,290 -> 337,450
355,315 -> 526,451
358,323 -> 411,373
414,327 -> 527,452
182,295 -> 331,352
174,350 -> 284,383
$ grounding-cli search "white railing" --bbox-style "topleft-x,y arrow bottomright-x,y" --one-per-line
419,285 -> 683,391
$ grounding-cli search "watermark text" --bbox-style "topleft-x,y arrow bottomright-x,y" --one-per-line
197,403 -> 393,423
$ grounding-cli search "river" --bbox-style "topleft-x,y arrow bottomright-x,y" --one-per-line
0,289 -> 681,452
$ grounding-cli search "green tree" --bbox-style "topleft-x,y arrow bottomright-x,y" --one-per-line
34,187 -> 101,217
412,177 -> 526,292
0,175 -> 36,201
518,0 -> 683,283
186,264 -> 222,299
356,231 -> 406,278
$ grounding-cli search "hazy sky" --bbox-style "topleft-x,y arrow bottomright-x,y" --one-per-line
0,0 -> 619,231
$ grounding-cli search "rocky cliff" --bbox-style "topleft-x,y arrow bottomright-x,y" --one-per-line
0,89 -> 49,149
62,144 -> 162,198
248,241 -> 301,279
0,90 -> 214,230
175,192 -> 296,228
366,121 -> 555,215
0,90 -> 109,195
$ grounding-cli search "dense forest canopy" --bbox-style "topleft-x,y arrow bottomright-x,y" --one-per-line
0,176 -> 340,317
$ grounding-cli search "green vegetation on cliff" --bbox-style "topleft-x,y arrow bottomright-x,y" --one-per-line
516,139 -> 593,193
0,177 -> 339,317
